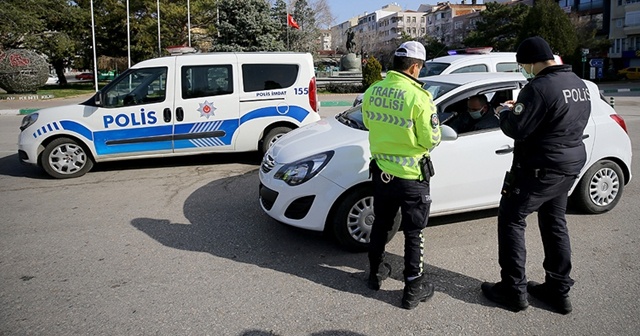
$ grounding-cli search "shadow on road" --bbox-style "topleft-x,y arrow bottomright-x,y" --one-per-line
131,171 -> 492,309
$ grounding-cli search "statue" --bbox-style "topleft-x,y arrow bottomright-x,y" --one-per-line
340,29 -> 361,72
346,29 -> 356,53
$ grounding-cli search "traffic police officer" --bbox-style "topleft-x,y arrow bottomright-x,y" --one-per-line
362,41 -> 441,310
481,36 -> 591,314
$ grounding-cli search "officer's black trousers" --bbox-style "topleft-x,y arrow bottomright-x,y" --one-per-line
498,171 -> 577,295
368,162 -> 431,280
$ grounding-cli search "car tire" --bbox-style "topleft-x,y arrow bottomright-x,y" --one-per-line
261,126 -> 292,154
330,186 -> 401,252
41,137 -> 94,179
572,160 -> 624,214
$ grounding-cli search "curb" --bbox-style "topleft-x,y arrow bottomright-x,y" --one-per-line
599,87 -> 640,93
320,101 -> 353,107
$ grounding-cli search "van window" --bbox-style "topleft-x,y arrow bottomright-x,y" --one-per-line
496,62 -> 519,72
242,64 -> 299,92
451,64 -> 489,74
103,67 -> 167,108
182,65 -> 233,99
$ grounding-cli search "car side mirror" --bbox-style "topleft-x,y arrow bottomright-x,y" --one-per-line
440,124 -> 458,141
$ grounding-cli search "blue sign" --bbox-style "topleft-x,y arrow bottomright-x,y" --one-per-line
589,58 -> 604,67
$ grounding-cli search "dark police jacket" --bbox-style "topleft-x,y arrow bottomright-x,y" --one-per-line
500,65 -> 591,175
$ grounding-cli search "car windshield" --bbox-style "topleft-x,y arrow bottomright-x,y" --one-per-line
420,62 -> 450,77
421,80 -> 459,99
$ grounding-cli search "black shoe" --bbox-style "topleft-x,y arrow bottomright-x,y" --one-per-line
527,281 -> 572,315
367,262 -> 391,290
401,275 -> 434,310
481,282 -> 529,312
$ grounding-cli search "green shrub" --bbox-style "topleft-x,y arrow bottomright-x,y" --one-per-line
323,83 -> 363,93
362,56 -> 382,90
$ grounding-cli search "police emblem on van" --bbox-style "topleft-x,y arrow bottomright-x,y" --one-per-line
198,100 -> 216,118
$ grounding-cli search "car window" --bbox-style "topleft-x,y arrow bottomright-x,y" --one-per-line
242,64 -> 299,92
421,62 -> 449,77
103,67 -> 167,108
450,64 -> 489,74
496,62 -> 519,72
440,88 -> 514,135
182,64 -> 233,99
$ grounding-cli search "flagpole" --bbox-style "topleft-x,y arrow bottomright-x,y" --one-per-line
157,0 -> 162,57
90,0 -> 98,92
127,0 -> 131,68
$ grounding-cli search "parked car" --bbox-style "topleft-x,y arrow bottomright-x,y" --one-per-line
617,66 -> 640,80
75,72 -> 94,80
259,73 -> 633,251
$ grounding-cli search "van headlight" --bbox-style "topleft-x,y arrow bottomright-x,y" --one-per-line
20,112 -> 39,131
274,151 -> 334,186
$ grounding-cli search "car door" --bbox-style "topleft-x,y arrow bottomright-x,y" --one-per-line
92,66 -> 174,158
429,84 -> 521,214
173,54 -> 239,153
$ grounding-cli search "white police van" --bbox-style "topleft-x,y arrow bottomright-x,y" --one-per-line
18,52 -> 320,178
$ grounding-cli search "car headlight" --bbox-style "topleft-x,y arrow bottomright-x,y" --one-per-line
20,112 -> 39,131
274,151 -> 334,186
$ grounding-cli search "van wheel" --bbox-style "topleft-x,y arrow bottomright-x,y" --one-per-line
261,126 -> 292,154
572,160 -> 624,214
330,186 -> 401,252
41,137 -> 94,179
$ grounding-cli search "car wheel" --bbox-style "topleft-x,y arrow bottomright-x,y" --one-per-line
41,137 -> 94,179
261,126 -> 292,154
572,160 -> 624,214
330,186 -> 401,252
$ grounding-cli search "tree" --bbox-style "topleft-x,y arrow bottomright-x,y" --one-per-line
464,2 -> 530,52
0,0 -> 87,85
518,0 -> 577,58
288,0 -> 319,52
362,56 -> 382,90
213,0 -> 285,51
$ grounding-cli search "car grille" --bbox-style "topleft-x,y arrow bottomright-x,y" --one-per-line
261,154 -> 275,173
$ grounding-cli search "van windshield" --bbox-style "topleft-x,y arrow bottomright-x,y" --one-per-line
420,62 -> 450,77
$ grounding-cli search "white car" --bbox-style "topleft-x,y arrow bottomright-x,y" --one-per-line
259,73 -> 633,251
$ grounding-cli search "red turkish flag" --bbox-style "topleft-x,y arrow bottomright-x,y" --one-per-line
287,14 -> 300,29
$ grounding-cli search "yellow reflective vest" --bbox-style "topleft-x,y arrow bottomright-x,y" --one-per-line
362,70 -> 441,180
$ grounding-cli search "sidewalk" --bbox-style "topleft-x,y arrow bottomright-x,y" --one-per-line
0,93 -> 357,116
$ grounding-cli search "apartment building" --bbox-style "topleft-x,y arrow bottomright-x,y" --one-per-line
426,1 -> 486,45
609,0 -> 640,68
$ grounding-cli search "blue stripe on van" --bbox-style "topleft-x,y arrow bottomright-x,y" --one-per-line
239,105 -> 308,125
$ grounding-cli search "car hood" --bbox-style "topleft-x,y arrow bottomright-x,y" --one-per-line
270,115 -> 367,163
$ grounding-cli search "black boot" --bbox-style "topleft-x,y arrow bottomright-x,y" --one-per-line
481,282 -> 529,312
401,275 -> 434,310
527,281 -> 572,314
367,262 -> 391,290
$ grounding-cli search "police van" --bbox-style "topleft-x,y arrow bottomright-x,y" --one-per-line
18,52 -> 320,178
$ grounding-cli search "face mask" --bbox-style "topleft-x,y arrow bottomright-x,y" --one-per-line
520,64 -> 535,79
469,109 -> 483,119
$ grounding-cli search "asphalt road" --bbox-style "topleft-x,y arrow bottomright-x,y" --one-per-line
0,97 -> 639,335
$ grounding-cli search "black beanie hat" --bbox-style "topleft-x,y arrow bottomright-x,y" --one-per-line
516,36 -> 554,64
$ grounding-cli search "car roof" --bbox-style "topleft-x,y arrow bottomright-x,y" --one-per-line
420,72 -> 526,85
426,52 -> 516,63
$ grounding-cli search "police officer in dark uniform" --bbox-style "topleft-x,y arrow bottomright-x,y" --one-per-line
481,36 -> 591,314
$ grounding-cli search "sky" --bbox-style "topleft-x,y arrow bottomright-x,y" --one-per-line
326,1 -> 440,25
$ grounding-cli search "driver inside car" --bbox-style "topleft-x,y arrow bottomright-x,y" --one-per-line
448,94 -> 500,133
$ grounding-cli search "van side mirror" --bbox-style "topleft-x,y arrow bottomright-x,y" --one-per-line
94,91 -> 104,107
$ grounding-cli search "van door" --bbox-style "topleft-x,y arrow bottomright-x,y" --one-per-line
173,54 -> 239,153
92,66 -> 174,158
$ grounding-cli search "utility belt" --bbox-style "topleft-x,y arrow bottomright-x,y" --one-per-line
369,156 -> 434,183
501,166 -> 571,196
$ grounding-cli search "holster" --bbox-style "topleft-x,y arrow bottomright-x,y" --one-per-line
420,156 -> 435,180
501,171 -> 516,196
